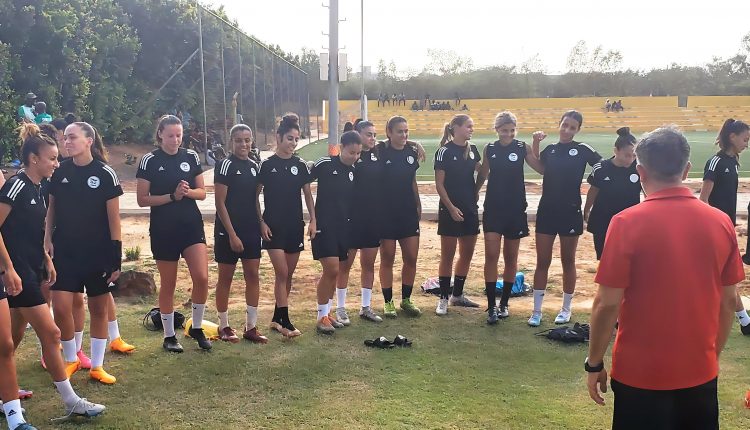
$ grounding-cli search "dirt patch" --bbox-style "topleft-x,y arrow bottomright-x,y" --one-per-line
121,217 -> 750,314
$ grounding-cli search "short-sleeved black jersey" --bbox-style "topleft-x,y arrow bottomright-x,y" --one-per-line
258,154 -> 312,228
49,159 -> 123,256
350,149 -> 383,222
377,142 -> 420,221
586,159 -> 641,234
704,152 -> 739,224
434,141 -> 480,215
214,155 -> 260,237
484,139 -> 528,212
539,141 -> 601,209
0,172 -> 46,277
136,148 -> 203,231
310,156 -> 355,227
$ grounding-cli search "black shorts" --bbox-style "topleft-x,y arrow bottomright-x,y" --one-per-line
51,259 -> 114,297
592,232 -> 606,260
262,221 -> 304,254
0,279 -> 6,301
611,378 -> 718,430
214,230 -> 261,264
8,266 -> 46,308
438,206 -> 480,237
312,225 -> 349,261
483,208 -> 529,239
535,204 -> 584,236
348,221 -> 381,250
380,215 -> 420,241
150,223 -> 206,262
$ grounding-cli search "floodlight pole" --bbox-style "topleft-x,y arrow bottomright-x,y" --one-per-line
360,0 -> 367,120
328,0 -> 339,151
197,1 -> 208,159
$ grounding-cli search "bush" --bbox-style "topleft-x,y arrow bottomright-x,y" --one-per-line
125,245 -> 141,261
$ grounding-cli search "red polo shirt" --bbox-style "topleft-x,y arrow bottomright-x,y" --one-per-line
595,186 -> 745,390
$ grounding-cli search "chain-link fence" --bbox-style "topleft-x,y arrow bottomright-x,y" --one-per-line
152,5 -> 310,160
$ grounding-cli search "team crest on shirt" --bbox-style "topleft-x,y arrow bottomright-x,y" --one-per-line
370,153 -> 378,161
508,153 -> 518,162
87,176 -> 100,189
568,148 -> 578,156
290,165 -> 299,175
469,151 -> 475,160
629,174 -> 639,183
407,155 -> 415,165
348,171 -> 354,181
251,168 -> 257,176
180,162 -> 190,172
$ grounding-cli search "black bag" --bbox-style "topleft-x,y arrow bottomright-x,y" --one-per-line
143,307 -> 186,331
535,322 -> 590,343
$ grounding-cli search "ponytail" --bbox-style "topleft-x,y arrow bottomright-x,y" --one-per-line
442,114 -> 472,160
716,118 -> 749,154
440,123 -> 452,147
73,122 -> 108,163
614,126 -> 636,150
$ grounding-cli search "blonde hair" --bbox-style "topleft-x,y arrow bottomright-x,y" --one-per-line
440,114 -> 472,160
494,111 -> 517,129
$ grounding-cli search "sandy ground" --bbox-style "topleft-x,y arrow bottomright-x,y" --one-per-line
121,216 -> 750,315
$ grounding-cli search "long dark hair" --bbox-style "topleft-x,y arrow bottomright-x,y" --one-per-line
72,122 -> 107,162
716,118 -> 749,155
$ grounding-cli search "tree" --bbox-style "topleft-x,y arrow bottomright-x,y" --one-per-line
425,49 -> 474,75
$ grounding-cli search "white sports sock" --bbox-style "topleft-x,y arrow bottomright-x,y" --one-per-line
53,379 -> 81,408
2,399 -> 26,429
317,303 -> 327,320
90,338 -> 107,369
218,311 -> 229,330
61,338 -> 77,363
74,331 -> 84,353
361,288 -> 372,308
562,292 -> 574,313
192,303 -> 206,329
161,312 -> 176,338
737,310 -> 750,326
533,289 -> 545,314
325,301 -> 332,316
246,306 -> 257,329
107,320 -> 121,342
336,288 -> 347,309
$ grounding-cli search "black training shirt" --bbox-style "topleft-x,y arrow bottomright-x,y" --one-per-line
350,149 -> 383,223
136,148 -> 203,232
484,139 -> 528,213
0,172 -> 46,278
214,154 -> 260,237
310,156 -> 355,227
434,141 -> 481,215
376,142 -> 420,221
258,154 -> 312,228
586,158 -> 641,234
539,141 -> 601,209
704,152 -> 739,225
49,159 -> 123,256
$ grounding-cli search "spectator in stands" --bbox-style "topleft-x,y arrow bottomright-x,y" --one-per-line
392,93 -> 397,106
604,99 -> 612,112
617,100 -> 624,111
447,102 -> 453,111
377,93 -> 384,107
455,92 -> 461,106
399,92 -> 406,106
461,104 -> 469,111
17,92 -> 37,122
34,102 -> 52,124
411,101 -> 419,111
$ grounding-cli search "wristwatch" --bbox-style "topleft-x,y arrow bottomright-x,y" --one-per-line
584,357 -> 604,373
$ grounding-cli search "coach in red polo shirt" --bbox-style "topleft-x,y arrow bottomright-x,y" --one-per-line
585,126 -> 745,429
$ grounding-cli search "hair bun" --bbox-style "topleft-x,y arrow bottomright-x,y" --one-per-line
616,126 -> 630,137
281,113 -> 299,126
18,122 -> 41,141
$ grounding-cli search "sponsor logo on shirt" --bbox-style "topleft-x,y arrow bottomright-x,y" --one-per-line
61,177 -> 69,183
569,229 -> 576,234
508,153 -> 518,162
30,198 -> 36,205
271,168 -> 278,173
407,155 -> 415,164
236,170 -> 242,175
629,174 -> 639,183
251,168 -> 257,176
158,166 -> 165,171
604,177 -> 611,181
469,151 -> 475,160
568,148 -> 578,156
298,242 -> 304,248
453,156 -> 458,161
349,171 -> 354,181
491,154 -> 497,159
725,168 -> 730,173
386,160 -> 392,164
333,170 -> 338,175
290,165 -> 299,175
87,176 -> 101,189
180,162 -> 190,172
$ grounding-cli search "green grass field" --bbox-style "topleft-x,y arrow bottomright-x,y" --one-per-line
13,297 -> 750,429
299,132 -> 733,181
